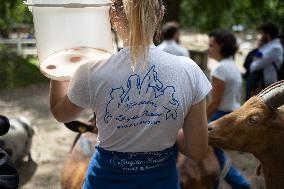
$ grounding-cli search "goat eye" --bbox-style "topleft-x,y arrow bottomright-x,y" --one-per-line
249,116 -> 258,125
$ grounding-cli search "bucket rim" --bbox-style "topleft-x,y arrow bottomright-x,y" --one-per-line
24,2 -> 111,8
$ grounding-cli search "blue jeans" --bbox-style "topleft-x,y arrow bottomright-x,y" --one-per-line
209,111 -> 251,189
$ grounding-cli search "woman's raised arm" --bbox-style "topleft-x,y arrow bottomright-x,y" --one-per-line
50,80 -> 83,123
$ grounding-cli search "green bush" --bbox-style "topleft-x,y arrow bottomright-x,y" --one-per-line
0,46 -> 48,90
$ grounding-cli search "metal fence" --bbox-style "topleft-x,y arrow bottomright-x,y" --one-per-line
189,50 -> 208,71
0,38 -> 37,56
0,39 -> 209,71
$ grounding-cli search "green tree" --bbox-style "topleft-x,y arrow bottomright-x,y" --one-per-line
180,0 -> 234,31
0,0 -> 32,37
175,0 -> 284,32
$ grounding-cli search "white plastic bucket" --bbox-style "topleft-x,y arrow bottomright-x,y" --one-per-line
26,0 -> 113,62
25,0 -> 113,80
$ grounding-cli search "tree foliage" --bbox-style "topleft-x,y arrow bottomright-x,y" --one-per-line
166,0 -> 284,33
0,0 -> 283,36
0,45 -> 47,89
0,0 -> 32,37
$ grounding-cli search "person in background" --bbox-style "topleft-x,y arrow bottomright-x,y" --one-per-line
249,22 -> 283,95
207,29 -> 251,189
158,22 -> 190,57
243,36 -> 263,100
48,0 -> 211,188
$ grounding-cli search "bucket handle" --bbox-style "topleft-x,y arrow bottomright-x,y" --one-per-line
24,2 -> 111,8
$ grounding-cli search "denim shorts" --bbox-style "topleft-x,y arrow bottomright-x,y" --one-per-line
82,145 -> 179,189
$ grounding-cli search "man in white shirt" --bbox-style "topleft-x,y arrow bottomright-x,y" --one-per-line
158,22 -> 190,57
250,22 -> 283,87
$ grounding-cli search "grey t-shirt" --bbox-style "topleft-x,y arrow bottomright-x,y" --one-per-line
68,46 -> 211,152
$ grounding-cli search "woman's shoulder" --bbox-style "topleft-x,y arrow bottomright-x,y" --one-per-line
175,55 -> 205,75
213,59 -> 232,71
210,62 -> 227,78
156,51 -> 208,83
213,61 -> 226,70
153,49 -> 199,70
86,50 -> 123,70
176,55 -> 196,66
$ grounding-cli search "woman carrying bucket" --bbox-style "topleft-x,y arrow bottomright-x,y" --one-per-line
49,0 -> 211,188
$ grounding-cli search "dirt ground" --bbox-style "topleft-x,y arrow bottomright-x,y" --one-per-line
0,83 -> 266,189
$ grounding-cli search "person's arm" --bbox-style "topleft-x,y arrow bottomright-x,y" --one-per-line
177,99 -> 208,162
50,62 -> 91,123
206,76 -> 225,119
250,47 -> 282,72
50,80 -> 84,123
243,49 -> 258,70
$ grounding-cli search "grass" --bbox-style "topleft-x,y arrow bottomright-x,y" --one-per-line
28,57 -> 39,66
0,50 -> 48,90
14,58 -> 48,87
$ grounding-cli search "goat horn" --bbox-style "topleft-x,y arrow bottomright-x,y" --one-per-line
257,80 -> 284,110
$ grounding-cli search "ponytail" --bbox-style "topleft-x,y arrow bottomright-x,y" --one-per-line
123,0 -> 164,68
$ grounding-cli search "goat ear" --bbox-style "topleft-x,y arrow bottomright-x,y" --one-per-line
277,109 -> 284,117
270,112 -> 284,130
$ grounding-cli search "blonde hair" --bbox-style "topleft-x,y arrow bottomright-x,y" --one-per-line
123,0 -> 164,68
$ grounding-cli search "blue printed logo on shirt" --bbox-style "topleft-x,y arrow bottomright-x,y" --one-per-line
104,65 -> 179,129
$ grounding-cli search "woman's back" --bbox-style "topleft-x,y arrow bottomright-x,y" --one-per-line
68,46 -> 211,152
50,1 -> 211,188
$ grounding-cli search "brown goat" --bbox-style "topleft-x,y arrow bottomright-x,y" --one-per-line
61,133 -> 96,189
177,147 -> 220,189
61,133 -> 220,189
208,81 -> 284,189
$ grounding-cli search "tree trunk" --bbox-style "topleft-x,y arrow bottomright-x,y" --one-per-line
163,0 -> 181,22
